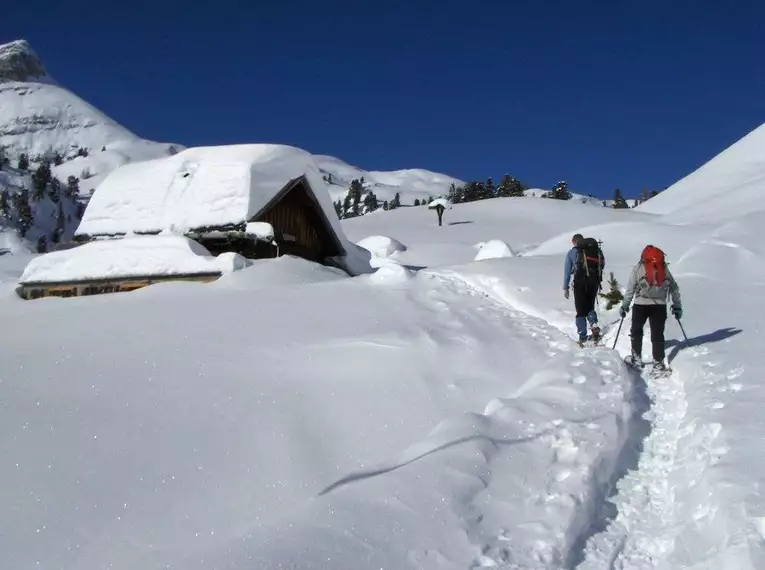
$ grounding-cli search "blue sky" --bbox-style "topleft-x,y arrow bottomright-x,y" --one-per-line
4,0 -> 765,198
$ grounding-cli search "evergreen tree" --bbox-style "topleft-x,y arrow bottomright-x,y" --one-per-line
363,191 -> 379,213
550,181 -> 572,200
53,202 -> 65,243
53,152 -> 64,166
599,272 -> 624,310
18,153 -> 29,170
345,179 -> 364,217
66,176 -> 80,198
342,192 -> 353,218
333,200 -> 342,219
447,183 -> 465,204
32,162 -> 52,197
36,235 -> 48,254
497,174 -> 525,197
14,188 -> 33,237
390,192 -> 401,209
383,200 -> 389,211
0,146 -> 7,170
612,188 -> 629,209
327,173 -> 333,184
75,147 -> 89,158
427,196 -> 434,204
485,177 -> 496,198
0,189 -> 9,217
49,178 -> 61,203
414,198 -> 421,206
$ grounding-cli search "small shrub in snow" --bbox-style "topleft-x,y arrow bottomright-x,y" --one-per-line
66,176 -> 80,198
17,153 -> 29,170
599,272 -> 624,310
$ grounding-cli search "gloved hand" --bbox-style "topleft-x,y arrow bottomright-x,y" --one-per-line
672,305 -> 683,320
619,305 -> 629,318
564,288 -> 570,299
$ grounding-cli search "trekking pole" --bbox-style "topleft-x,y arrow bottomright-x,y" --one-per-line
677,317 -> 689,343
612,316 -> 624,350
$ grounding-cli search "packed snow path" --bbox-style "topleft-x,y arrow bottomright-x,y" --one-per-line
435,270 -> 734,570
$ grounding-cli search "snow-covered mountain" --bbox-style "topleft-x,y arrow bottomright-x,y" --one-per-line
0,40 -> 177,162
637,122 -> 765,222
315,154 -> 464,205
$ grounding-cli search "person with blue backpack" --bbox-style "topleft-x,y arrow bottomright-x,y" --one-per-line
563,233 -> 605,346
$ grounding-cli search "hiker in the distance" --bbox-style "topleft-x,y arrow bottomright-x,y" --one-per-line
563,233 -> 604,346
620,245 -> 682,372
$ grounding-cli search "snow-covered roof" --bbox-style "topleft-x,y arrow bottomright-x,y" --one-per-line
78,145 -> 330,236
19,235 -> 239,285
75,144 -> 372,276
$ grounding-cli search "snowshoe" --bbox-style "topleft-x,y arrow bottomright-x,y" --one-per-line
624,353 -> 644,370
649,361 -> 672,378
590,325 -> 602,345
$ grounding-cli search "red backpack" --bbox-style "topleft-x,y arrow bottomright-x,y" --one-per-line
641,245 -> 666,286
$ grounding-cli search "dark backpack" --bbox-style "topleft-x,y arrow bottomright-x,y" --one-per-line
575,237 -> 604,282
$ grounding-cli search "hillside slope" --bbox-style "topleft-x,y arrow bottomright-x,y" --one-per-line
637,122 -> 765,223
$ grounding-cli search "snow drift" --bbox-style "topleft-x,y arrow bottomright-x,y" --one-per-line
18,235 -> 242,284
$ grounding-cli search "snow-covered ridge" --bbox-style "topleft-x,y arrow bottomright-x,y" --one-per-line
314,154 -> 464,205
637,122 -> 765,223
0,40 -> 49,83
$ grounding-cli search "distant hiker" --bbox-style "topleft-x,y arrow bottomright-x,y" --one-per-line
620,245 -> 682,373
563,233 -> 604,346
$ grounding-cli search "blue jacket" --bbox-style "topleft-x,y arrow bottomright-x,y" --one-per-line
563,247 -> 577,290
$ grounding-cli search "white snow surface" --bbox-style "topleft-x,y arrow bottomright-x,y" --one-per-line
19,235 -> 237,284
2,153 -> 764,569
474,239 -> 517,261
356,234 -> 407,259
638,122 -> 765,223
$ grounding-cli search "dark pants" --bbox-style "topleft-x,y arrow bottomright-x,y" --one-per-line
631,304 -> 667,362
573,278 -> 599,339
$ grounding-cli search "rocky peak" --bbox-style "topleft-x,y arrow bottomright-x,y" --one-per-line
0,40 -> 49,83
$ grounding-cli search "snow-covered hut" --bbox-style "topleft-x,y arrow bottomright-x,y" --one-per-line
18,144 -> 370,299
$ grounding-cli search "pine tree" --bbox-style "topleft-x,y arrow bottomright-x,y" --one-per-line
36,235 -> 48,254
32,162 -> 52,198
414,198 -> 421,206
383,200 -> 389,211
342,192 -> 353,219
53,202 -> 65,243
497,174 -> 525,197
327,173 -> 333,184
599,272 -> 624,310
14,188 -> 33,237
612,188 -> 629,209
550,181 -> 572,200
66,176 -> 80,198
363,192 -> 379,213
333,200 -> 342,219
485,177 -> 496,198
0,189 -> 9,217
75,147 -> 89,158
0,146 -> 7,170
49,178 -> 61,203
54,152 -> 64,166
447,183 -> 465,204
18,153 -> 29,170
390,192 -> 401,209
427,196 -> 434,204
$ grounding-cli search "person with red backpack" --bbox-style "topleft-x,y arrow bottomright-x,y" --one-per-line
620,245 -> 682,372
563,233 -> 605,346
